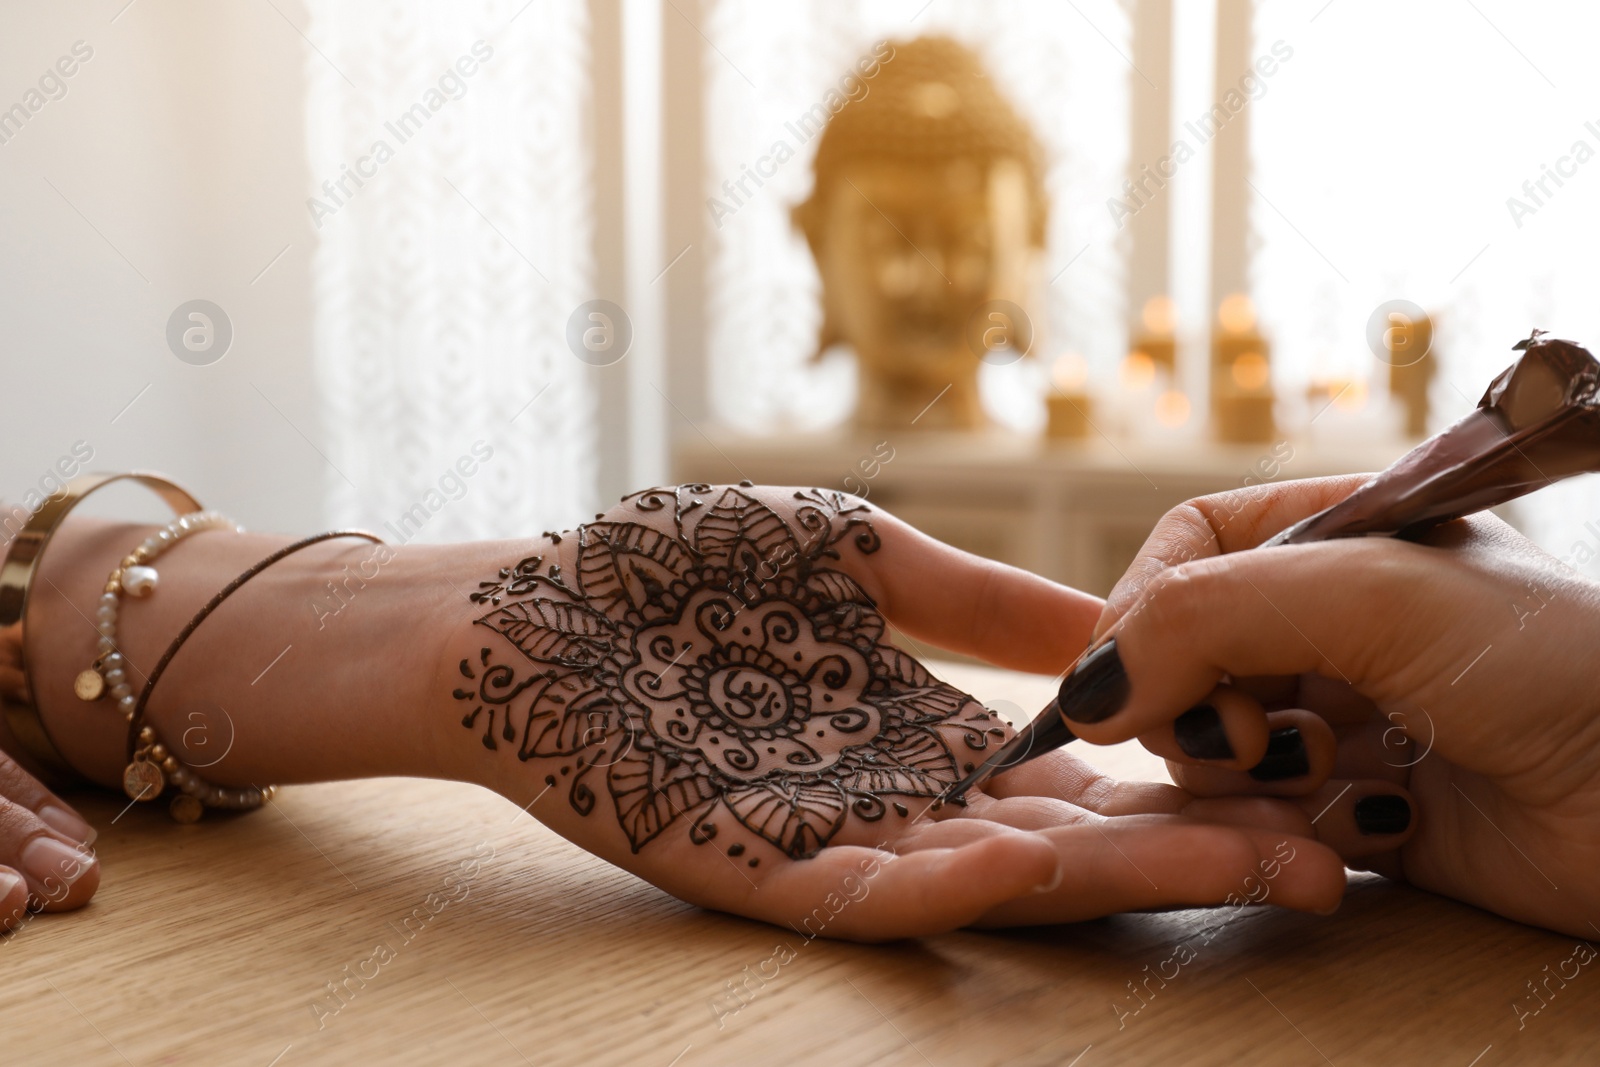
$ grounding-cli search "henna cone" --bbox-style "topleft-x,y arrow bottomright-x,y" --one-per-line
1269,331 -> 1600,546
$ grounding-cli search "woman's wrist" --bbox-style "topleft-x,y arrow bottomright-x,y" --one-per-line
24,515 -> 503,794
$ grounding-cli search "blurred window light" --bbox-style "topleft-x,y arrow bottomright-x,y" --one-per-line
1250,0 -> 1600,568
1250,0 -> 1600,407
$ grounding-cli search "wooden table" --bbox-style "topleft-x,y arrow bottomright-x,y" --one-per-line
7,662 -> 1596,1066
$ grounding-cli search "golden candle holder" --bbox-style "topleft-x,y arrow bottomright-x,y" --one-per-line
1046,353 -> 1093,439
1211,294 -> 1276,443
1385,310 -> 1436,438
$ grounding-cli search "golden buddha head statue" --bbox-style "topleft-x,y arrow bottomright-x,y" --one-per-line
794,35 -> 1049,431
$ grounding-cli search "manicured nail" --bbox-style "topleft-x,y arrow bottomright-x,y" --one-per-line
1354,794 -> 1411,835
0,870 -> 22,900
38,804 -> 96,845
1034,862 -> 1064,894
1248,726 -> 1309,781
1174,704 -> 1234,760
20,837 -> 93,892
1057,639 -> 1129,724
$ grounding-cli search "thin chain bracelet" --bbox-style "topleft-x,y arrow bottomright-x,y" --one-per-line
124,529 -> 383,823
76,510 -> 242,721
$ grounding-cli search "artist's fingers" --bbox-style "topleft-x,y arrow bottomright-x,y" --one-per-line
1138,684 -> 1271,772
981,746 -> 1192,816
1288,781 -> 1417,861
1175,778 -> 1413,869
1164,710 -> 1338,798
1169,771 -> 1413,871
973,819 -> 1345,926
1060,534 -> 1468,748
849,504 -> 1103,675
1095,474 -> 1374,638
1330,717 -> 1418,786
744,831 -> 1060,943
1295,673 -> 1384,723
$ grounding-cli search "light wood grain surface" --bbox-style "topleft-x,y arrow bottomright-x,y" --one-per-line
6,662 -> 1596,1066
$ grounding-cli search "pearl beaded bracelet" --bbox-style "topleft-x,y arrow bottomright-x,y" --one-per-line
0,472 -> 203,787
76,510 -> 241,721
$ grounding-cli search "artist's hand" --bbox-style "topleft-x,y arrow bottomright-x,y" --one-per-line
1073,474 -> 1600,937
451,484 -> 1347,941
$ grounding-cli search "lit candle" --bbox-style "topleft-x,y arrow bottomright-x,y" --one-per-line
1046,352 -> 1093,439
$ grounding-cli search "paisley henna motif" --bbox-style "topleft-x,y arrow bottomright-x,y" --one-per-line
454,486 -> 986,859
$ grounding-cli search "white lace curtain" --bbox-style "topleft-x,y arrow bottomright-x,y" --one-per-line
702,0 -> 1131,434
305,0 -> 598,542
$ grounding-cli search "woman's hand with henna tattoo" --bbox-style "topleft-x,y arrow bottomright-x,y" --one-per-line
445,484 -> 1349,940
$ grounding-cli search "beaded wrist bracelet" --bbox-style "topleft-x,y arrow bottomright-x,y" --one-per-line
0,473 -> 202,787
76,510 -> 241,720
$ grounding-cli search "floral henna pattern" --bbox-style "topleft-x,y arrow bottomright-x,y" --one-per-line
453,485 -> 1004,859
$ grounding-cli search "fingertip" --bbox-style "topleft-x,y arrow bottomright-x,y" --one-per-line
1148,685 -> 1272,772
1171,710 -> 1338,799
1300,784 -> 1417,861
959,828 -> 1060,897
21,835 -> 99,912
1353,793 -> 1413,838
1032,857 -> 1064,894
0,867 -> 28,932
915,832 -> 1061,929
1308,875 -> 1347,916
1268,835 -> 1347,915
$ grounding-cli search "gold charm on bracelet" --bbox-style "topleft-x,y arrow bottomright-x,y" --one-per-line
73,668 -> 106,702
123,759 -> 165,801
168,794 -> 204,823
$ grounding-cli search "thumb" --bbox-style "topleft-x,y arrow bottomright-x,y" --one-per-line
1063,535 -> 1443,745
1093,473 -> 1374,642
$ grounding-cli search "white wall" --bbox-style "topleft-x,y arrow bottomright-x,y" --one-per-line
1,1 -> 325,532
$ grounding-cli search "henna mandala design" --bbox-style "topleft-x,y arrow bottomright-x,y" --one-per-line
454,486 -> 997,859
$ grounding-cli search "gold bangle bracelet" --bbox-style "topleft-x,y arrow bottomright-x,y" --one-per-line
0,472 -> 203,787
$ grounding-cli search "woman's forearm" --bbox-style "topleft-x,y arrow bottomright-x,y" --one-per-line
26,516 -> 530,792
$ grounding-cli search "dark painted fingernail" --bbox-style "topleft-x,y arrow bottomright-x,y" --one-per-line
1354,794 -> 1411,835
1057,639 -> 1129,724
1175,704 -> 1234,760
1248,726 -> 1309,781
